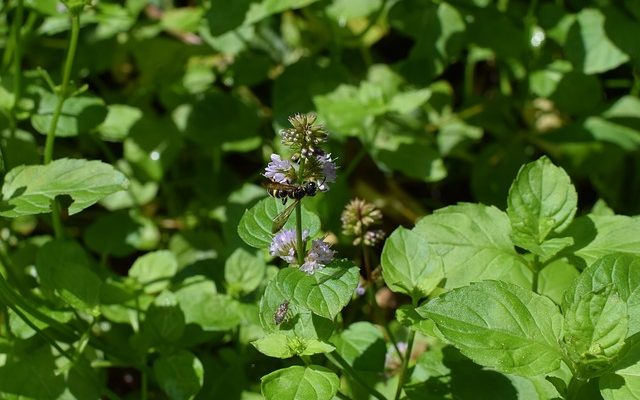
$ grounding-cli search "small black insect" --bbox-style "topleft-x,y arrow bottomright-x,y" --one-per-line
273,300 -> 290,325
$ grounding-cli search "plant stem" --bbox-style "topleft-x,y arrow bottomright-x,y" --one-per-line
10,0 -> 24,127
326,352 -> 387,400
566,376 -> 586,400
296,202 -> 304,265
531,255 -> 540,293
361,241 -> 372,280
393,324 -> 416,400
296,157 -> 307,265
300,354 -> 312,365
44,12 -> 80,164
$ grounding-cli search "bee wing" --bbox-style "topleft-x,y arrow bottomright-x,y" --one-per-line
272,199 -> 298,234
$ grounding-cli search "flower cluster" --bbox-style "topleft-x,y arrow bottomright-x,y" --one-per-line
341,198 -> 385,246
263,112 -> 337,190
265,112 -> 338,274
281,113 -> 329,157
269,229 -> 335,274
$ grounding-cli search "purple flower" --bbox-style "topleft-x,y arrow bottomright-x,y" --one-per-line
318,153 -> 337,183
303,153 -> 337,191
300,239 -> 335,274
355,282 -> 366,296
269,229 -> 309,264
264,154 -> 294,184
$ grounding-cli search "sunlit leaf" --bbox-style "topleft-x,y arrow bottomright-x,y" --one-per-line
418,280 -> 564,376
261,365 -> 339,400
0,158 -> 129,217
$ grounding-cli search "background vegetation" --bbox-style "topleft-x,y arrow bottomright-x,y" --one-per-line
1,0 -> 640,399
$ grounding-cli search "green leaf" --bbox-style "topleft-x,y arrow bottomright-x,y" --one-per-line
261,365 -> 339,400
395,304 -> 438,337
0,345 -> 65,398
96,104 -> 142,142
507,156 -> 577,253
326,0 -> 382,20
252,333 -> 335,358
84,209 -> 160,256
538,258 -> 580,305
313,83 -> 384,139
418,280 -> 564,376
154,351 -> 204,400
175,91 -> 260,148
207,0 -> 320,36
1,129 -> 40,171
565,8 -> 632,74
143,292 -> 186,346
161,7 -> 203,32
0,158 -> 129,217
563,253 -> 640,337
123,115 -> 182,181
175,277 -> 241,331
278,259 -> 360,319
437,118 -> 483,157
601,362 -> 640,400
372,130 -> 447,183
387,88 -> 432,114
330,322 -> 386,373
31,93 -> 107,137
563,286 -> 628,378
224,248 -> 265,295
129,250 -> 178,294
259,272 -> 334,340
413,203 -> 532,289
381,226 -> 444,302
583,96 -> 640,150
35,239 -> 102,313
529,61 -> 603,115
564,215 -> 640,267
389,1 -> 466,84
237,197 -> 321,249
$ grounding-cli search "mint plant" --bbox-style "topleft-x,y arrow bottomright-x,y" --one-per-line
401,157 -> 640,400
1,0 -> 640,398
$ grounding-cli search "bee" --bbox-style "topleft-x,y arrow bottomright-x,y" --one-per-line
264,181 -> 318,233
273,300 -> 290,325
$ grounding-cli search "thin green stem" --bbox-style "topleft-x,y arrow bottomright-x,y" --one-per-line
50,201 -> 64,239
296,202 -> 304,265
0,288 -> 119,400
44,11 -> 80,164
393,329 -> 416,400
326,352 -> 387,400
0,269 -> 77,341
361,241 -> 372,280
296,157 -> 307,265
531,255 -> 540,293
300,354 -> 312,365
566,376 -> 587,400
10,0 -> 24,130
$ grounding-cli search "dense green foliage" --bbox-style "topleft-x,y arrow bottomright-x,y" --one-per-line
1,0 -> 640,399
